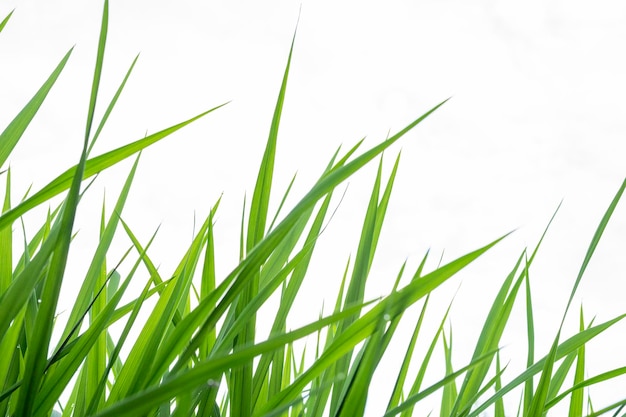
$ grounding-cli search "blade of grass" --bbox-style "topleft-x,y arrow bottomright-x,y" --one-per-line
0,168 -> 11,295
527,178 -> 626,417
12,2 -> 109,410
569,306 -> 586,417
440,327 -> 458,417
56,153 -> 140,347
386,255 -> 431,412
0,102 -> 226,232
0,48 -> 73,169
383,350 -> 498,417
0,10 -> 14,33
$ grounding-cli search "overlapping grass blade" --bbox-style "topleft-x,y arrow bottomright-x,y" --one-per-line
33,237 -> 154,416
11,2 -> 110,410
56,154 -> 140,348
335,263 -> 406,417
467,312 -> 626,417
383,349 -> 498,417
232,27 -> 296,417
386,254 -> 431,413
88,302 -> 369,417
256,233 -> 507,416
331,153 -> 400,414
106,213 -> 212,403
526,178 -> 625,416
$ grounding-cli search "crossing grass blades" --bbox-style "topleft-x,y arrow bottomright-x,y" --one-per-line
1,2 -> 626,416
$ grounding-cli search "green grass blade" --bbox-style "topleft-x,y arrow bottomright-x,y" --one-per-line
84,0 -> 108,143
383,350 -> 498,417
568,307 -> 586,417
89,304 -> 367,417
56,154 -> 140,346
467,312 -> 626,417
85,236 -> 159,416
452,250 -> 525,415
234,28 -> 296,417
523,254 -> 535,414
582,397 -> 626,417
200,201 -> 220,359
527,179 -> 625,417
88,54 -> 140,155
251,172 -> 338,408
0,103 -> 227,231
494,352 -> 505,417
257,233 -> 506,416
13,79 -> 89,417
332,154 -> 400,413
544,366 -> 626,412
386,291 -> 430,412
0,10 -> 14,33
563,177 -> 626,319
0,48 -> 73,169
33,255 -> 149,416
335,264 -> 407,417
107,215 -> 211,402
0,168 -> 11,295
440,328 -> 458,417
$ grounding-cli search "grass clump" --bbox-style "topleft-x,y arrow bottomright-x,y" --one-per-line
1,2 -> 626,416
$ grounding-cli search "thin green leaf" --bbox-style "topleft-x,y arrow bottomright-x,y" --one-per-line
0,10 -> 14,33
0,48 -> 73,168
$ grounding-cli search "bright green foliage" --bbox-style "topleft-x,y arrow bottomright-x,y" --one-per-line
1,2 -> 626,417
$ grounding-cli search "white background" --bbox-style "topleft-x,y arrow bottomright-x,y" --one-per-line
1,0 -> 626,415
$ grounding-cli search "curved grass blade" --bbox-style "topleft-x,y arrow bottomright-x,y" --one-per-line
0,102 -> 226,232
0,48 -> 73,169
0,10 -> 14,33
88,303 -> 368,417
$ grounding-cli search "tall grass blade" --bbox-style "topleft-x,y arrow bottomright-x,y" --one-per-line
568,307 -> 586,417
441,328 -> 458,416
56,154 -> 139,351
386,256 -> 430,412
233,27 -> 296,417
0,168 -> 11,295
